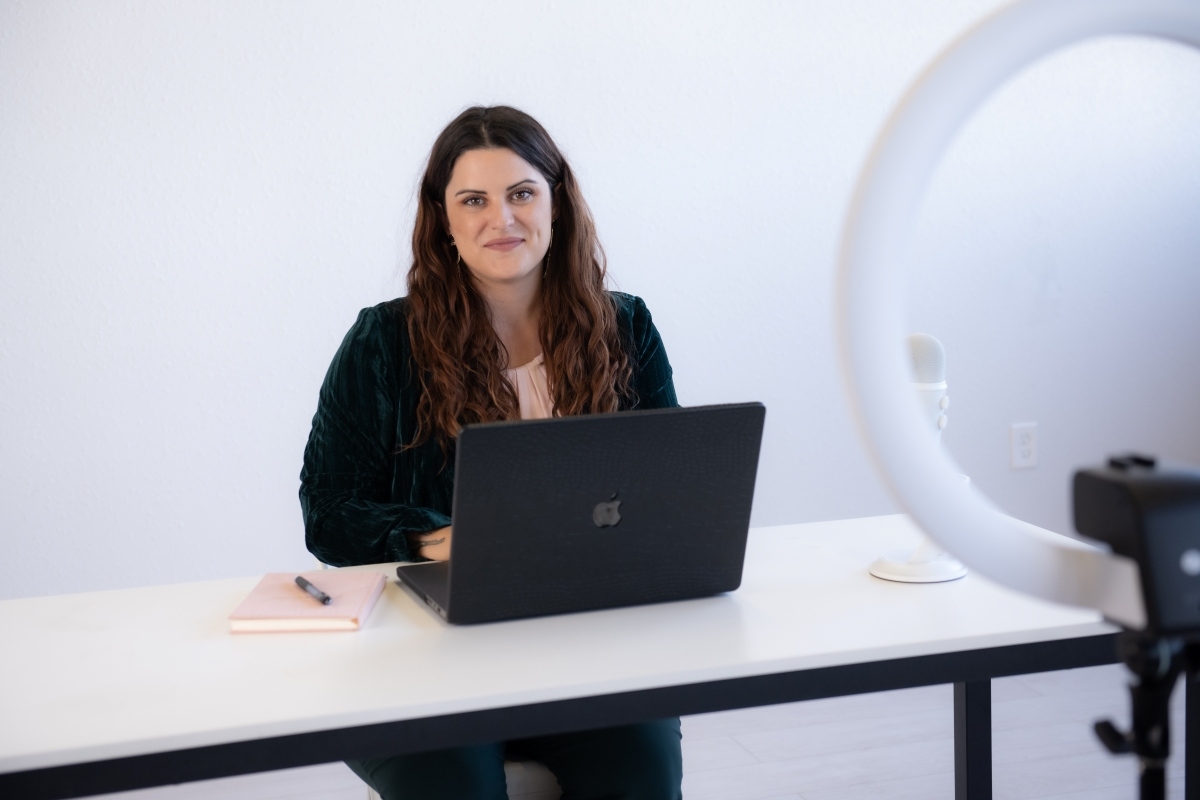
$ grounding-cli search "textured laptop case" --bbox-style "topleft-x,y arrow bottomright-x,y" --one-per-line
445,402 -> 765,624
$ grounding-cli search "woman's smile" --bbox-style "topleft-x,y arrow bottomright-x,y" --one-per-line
484,236 -> 524,251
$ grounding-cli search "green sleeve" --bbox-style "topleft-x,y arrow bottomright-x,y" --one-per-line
299,307 -> 450,566
621,294 -> 679,410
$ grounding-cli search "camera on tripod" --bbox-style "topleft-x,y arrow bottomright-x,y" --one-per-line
1074,456 -> 1200,797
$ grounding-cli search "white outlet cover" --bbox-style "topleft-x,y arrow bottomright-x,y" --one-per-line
1010,423 -> 1038,470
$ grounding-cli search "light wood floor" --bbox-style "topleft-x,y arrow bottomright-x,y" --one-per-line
82,664 -> 1185,800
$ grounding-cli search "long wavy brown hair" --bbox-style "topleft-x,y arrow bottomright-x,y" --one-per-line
406,106 -> 632,447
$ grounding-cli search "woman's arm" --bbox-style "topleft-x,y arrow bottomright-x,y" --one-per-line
300,306 -> 450,566
622,294 -> 679,410
406,526 -> 452,561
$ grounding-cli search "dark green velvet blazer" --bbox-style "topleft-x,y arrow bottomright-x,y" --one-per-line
300,292 -> 678,567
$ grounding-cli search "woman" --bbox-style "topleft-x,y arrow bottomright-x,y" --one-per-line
299,106 -> 682,799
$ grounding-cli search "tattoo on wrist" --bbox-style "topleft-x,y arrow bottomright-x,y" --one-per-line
417,537 -> 446,549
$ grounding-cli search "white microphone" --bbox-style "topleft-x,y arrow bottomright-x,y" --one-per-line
868,334 -> 968,583
908,333 -> 949,440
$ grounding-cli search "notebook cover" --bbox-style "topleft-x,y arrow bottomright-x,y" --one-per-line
228,570 -> 386,633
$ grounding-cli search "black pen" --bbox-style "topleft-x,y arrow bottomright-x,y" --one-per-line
295,575 -> 332,605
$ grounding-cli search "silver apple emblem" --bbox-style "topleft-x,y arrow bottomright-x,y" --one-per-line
592,492 -> 622,528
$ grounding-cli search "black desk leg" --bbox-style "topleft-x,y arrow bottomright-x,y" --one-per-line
1188,671 -> 1200,800
955,680 -> 992,800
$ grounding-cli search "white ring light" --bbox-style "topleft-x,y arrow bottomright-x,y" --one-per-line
837,0 -> 1200,629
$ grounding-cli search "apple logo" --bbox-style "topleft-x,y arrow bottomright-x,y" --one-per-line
592,492 -> 622,528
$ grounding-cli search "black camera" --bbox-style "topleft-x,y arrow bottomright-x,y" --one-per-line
1076,455 -> 1200,634
1073,455 -> 1200,800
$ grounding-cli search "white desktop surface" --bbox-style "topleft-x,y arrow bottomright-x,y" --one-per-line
0,515 -> 1113,774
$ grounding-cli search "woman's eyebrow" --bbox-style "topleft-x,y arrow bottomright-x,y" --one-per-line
454,178 -> 537,197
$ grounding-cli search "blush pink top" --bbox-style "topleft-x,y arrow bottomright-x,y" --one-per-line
505,353 -> 554,420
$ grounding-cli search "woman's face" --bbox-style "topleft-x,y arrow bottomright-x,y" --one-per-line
443,148 -> 554,289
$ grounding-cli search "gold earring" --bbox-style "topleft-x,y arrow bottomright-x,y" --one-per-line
450,236 -> 462,267
543,226 -> 554,276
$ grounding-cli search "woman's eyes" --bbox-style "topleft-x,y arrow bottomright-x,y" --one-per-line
460,189 -> 535,207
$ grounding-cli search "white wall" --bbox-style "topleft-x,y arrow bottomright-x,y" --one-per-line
3,1 -> 1200,600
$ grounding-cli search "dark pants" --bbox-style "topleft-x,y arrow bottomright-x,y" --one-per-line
346,718 -> 683,800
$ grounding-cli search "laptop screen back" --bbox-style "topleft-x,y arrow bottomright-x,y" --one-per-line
445,403 -> 765,623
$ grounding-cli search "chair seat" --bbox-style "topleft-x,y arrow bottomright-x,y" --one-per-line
364,758 -> 561,800
504,757 -> 562,798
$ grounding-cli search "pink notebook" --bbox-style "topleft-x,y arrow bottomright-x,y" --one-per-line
228,571 -> 386,633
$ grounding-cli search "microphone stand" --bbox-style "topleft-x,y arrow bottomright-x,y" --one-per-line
1094,631 -> 1193,800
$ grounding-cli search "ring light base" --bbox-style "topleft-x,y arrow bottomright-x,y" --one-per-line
870,547 -> 968,583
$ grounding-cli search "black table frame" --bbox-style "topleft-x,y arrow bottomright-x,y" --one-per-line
5,631 -> 1190,800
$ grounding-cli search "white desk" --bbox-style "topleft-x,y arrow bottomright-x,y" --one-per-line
0,515 -> 1123,800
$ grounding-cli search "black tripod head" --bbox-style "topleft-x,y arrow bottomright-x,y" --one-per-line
1074,456 -> 1200,800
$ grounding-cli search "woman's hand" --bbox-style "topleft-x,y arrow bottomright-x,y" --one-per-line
411,526 -> 452,561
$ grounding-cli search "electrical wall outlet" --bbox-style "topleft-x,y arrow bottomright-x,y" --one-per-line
1010,423 -> 1038,470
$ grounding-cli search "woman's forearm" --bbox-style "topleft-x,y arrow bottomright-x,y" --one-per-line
409,526 -> 452,561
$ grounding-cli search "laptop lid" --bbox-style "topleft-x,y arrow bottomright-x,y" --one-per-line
443,402 -> 765,624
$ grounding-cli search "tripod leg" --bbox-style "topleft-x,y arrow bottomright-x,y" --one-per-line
1189,671 -> 1200,800
1142,759 -> 1165,800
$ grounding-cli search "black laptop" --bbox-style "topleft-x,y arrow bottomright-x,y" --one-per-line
395,402 -> 765,624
